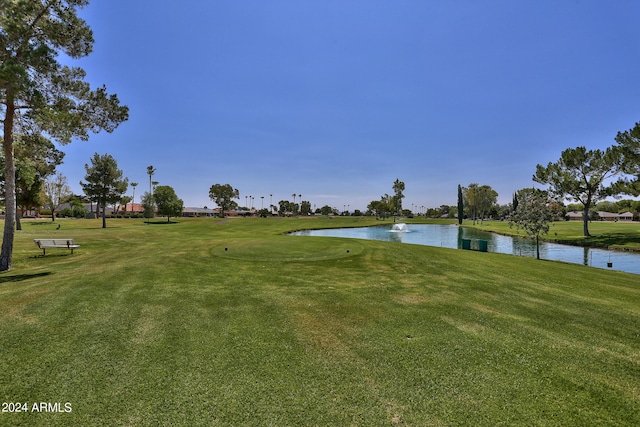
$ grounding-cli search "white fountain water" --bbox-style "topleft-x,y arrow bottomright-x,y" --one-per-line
390,223 -> 409,232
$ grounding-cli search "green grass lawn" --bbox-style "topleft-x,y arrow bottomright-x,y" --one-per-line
459,218 -> 640,251
1,217 -> 639,426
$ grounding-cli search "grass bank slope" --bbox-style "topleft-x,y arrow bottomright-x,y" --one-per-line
1,217 -> 638,426
461,219 -> 640,251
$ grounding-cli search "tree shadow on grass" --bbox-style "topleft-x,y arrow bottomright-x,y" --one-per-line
0,272 -> 52,283
557,232 -> 640,250
31,253 -> 74,259
587,232 -> 640,249
144,220 -> 181,225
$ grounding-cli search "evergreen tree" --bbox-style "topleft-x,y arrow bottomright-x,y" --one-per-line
614,122 -> 640,195
534,146 -> 625,236
0,1 -> 128,270
80,153 -> 128,228
141,192 -> 155,221
457,184 -> 463,225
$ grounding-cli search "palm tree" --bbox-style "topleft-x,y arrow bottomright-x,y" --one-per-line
146,165 -> 156,194
131,182 -> 138,210
292,193 -> 296,204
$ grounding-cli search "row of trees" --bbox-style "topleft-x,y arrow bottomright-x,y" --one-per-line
533,123 -> 640,237
0,2 -> 180,271
1,3 -> 638,275
33,155 -> 184,228
1,1 -> 129,270
460,183 -> 498,224
367,179 -> 406,218
208,183 -> 357,217
80,156 -> 184,227
500,122 -> 640,258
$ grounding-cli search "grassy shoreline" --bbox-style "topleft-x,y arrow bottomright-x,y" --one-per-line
1,217 -> 638,426
454,218 -> 640,252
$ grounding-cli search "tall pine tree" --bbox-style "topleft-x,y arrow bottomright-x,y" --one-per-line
0,1 -> 128,270
80,153 -> 128,229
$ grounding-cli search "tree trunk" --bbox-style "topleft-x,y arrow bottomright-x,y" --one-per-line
457,185 -> 463,225
536,235 -> 540,260
1,98 -> 16,271
582,206 -> 591,237
101,203 -> 107,228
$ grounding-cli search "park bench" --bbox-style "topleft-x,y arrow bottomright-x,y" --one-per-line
34,238 -> 80,256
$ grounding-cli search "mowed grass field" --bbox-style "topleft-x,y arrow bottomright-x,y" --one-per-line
0,217 -> 638,426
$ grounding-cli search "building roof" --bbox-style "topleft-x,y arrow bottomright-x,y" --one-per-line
596,211 -> 619,218
183,207 -> 217,214
566,211 -> 635,219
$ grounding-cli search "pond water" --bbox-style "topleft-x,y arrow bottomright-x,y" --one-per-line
292,224 -> 640,275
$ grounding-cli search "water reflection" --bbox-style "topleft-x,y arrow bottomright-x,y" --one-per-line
583,247 -> 589,267
292,224 -> 640,275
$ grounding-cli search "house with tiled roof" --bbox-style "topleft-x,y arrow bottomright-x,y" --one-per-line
565,211 -> 636,221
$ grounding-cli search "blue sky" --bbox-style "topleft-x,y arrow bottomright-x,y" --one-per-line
57,0 -> 640,212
